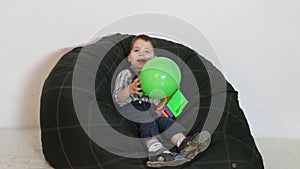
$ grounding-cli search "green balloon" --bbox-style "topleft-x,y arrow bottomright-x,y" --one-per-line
140,57 -> 181,98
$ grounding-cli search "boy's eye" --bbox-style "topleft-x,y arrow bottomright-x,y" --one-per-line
133,49 -> 139,52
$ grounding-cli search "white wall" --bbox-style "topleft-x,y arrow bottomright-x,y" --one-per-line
0,0 -> 299,139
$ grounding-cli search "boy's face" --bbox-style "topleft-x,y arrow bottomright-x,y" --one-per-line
128,39 -> 156,70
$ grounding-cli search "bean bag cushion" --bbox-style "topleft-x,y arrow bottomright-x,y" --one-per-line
40,33 -> 264,169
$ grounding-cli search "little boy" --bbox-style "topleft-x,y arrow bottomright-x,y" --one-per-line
113,34 -> 211,167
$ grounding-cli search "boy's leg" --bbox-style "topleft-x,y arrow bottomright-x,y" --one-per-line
140,120 -> 188,168
154,117 -> 211,161
139,121 -> 160,139
156,117 -> 186,142
145,118 -> 190,167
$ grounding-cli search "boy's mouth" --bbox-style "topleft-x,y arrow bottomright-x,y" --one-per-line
137,59 -> 147,63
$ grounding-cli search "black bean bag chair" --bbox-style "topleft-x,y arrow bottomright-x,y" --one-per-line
40,33 -> 264,169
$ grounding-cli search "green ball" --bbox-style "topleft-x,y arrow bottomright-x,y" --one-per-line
140,57 -> 181,98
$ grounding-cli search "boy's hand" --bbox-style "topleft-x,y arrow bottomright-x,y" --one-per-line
128,77 -> 143,95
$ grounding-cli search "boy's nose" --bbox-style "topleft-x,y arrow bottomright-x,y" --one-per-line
139,51 -> 145,56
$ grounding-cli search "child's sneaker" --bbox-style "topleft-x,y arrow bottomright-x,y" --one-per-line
178,130 -> 211,160
146,147 -> 189,168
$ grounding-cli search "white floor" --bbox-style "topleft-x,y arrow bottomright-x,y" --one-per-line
0,128 -> 299,169
0,129 -> 52,169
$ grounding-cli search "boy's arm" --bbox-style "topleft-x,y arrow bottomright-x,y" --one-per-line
113,70 -> 143,106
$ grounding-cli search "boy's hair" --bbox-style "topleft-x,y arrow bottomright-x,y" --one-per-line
130,34 -> 157,50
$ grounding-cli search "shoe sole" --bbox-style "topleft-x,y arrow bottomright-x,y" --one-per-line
180,130 -> 211,160
146,157 -> 190,168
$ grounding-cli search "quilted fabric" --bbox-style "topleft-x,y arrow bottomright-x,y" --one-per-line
40,34 -> 264,169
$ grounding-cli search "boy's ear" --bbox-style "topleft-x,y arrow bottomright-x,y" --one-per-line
128,54 -> 131,62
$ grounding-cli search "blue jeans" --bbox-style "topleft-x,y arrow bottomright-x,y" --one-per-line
138,117 -> 185,140
118,101 -> 186,144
